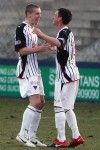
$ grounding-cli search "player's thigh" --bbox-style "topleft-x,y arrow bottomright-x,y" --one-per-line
18,78 -> 28,98
38,76 -> 45,106
54,80 -> 62,107
29,94 -> 41,107
28,76 -> 45,107
27,76 -> 40,96
62,81 -> 79,109
39,75 -> 45,96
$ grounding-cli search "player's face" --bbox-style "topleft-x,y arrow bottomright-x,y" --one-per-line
53,11 -> 60,25
30,8 -> 41,25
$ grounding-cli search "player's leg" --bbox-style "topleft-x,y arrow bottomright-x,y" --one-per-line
48,81 -> 68,148
18,76 -> 41,136
16,78 -> 36,147
62,81 -> 84,147
65,109 -> 84,148
16,102 -> 37,147
28,75 -> 47,146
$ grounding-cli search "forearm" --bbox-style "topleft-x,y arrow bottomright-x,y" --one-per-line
39,32 -> 61,47
18,46 -> 43,56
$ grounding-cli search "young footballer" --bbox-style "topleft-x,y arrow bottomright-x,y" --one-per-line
33,8 -> 84,148
15,4 -> 51,147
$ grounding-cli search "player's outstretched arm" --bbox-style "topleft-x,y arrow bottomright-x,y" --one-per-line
33,28 -> 61,47
18,43 -> 51,56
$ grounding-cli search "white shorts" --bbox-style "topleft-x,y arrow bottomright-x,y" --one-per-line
54,80 -> 79,109
18,76 -> 44,98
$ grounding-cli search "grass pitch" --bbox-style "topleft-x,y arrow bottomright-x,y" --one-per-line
0,97 -> 100,150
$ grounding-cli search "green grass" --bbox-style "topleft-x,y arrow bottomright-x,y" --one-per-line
0,97 -> 100,150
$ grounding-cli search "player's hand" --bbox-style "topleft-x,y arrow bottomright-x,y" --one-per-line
50,46 -> 56,52
39,42 -> 52,52
32,27 -> 42,36
43,42 -> 56,52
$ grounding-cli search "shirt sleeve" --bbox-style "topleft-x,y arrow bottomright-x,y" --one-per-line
15,25 -> 26,52
57,30 -> 67,52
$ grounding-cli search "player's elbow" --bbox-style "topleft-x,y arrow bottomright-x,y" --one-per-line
18,48 -> 26,56
53,39 -> 61,47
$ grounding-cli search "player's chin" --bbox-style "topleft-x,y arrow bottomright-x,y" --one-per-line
35,20 -> 39,25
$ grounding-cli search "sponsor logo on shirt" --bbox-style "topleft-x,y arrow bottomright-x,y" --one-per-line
15,40 -> 21,45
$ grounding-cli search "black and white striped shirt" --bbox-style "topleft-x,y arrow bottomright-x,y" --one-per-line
55,26 -> 80,83
15,21 -> 39,78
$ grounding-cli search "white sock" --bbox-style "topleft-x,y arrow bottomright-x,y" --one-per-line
19,105 -> 36,137
54,108 -> 66,142
65,109 -> 80,139
28,109 -> 42,140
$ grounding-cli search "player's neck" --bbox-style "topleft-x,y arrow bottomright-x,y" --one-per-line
56,24 -> 68,31
25,19 -> 34,28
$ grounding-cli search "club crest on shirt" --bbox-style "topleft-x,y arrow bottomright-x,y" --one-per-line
33,86 -> 37,90
30,81 -> 38,85
15,40 -> 21,45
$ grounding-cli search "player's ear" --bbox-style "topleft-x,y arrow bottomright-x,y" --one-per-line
58,16 -> 62,22
27,12 -> 32,18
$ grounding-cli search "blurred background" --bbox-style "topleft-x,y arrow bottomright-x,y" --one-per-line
0,0 -> 100,62
0,0 -> 100,101
0,2 -> 100,149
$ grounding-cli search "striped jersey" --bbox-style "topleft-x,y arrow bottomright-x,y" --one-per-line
55,26 -> 80,83
15,21 -> 39,78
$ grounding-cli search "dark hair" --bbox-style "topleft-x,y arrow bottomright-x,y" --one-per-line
25,4 -> 40,16
58,8 -> 72,25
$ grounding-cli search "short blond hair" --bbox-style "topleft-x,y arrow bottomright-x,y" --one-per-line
25,4 -> 40,16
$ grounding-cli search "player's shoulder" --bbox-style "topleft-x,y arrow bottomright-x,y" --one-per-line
58,28 -> 71,39
16,22 -> 26,32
